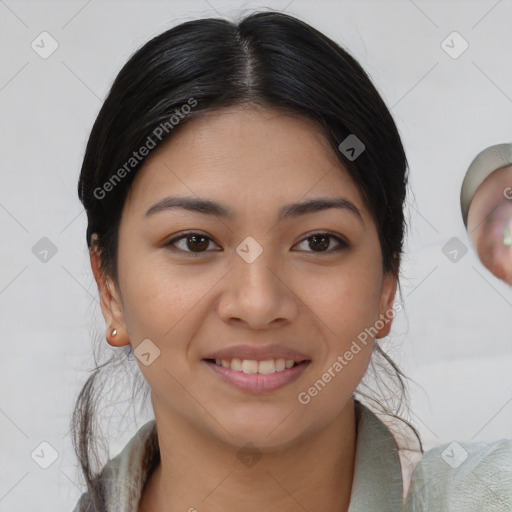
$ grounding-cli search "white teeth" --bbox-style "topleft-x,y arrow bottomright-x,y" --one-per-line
213,358 -> 298,373
242,359 -> 259,373
231,358 -> 243,371
257,359 -> 275,374
275,359 -> 286,371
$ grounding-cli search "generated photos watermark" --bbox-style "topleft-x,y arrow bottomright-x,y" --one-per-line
297,301 -> 403,405
93,97 -> 198,200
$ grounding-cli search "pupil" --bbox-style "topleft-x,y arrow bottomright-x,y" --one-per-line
188,235 -> 208,251
310,235 -> 329,251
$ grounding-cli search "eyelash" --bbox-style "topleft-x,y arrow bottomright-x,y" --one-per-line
164,231 -> 350,256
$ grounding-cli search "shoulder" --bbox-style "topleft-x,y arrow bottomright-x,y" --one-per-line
405,437 -> 512,511
70,419 -> 159,512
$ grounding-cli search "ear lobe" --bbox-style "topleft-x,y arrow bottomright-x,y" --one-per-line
376,272 -> 398,339
90,243 -> 129,347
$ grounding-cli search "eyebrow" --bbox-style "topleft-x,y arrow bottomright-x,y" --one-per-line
144,196 -> 364,225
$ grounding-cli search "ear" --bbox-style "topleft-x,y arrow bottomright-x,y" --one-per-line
90,241 -> 130,348
375,271 -> 398,339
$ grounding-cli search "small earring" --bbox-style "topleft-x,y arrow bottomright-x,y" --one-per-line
111,328 -> 117,337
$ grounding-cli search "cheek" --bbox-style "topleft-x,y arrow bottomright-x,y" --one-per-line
295,275 -> 380,417
118,260 -> 207,392
299,253 -> 385,393
311,260 -> 384,337
118,249 -> 203,342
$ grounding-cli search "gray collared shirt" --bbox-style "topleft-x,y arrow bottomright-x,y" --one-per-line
72,400 -> 512,511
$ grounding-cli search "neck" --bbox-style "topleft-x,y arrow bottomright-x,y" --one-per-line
139,398 -> 358,512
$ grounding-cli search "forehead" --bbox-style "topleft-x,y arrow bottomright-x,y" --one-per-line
125,105 -> 366,217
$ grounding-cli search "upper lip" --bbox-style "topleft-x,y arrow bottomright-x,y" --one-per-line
203,344 -> 311,362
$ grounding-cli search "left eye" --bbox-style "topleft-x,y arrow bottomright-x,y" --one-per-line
294,232 -> 349,253
164,231 -> 348,255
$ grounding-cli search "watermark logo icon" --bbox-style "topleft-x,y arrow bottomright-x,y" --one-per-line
441,31 -> 468,59
31,32 -> 59,59
32,237 -> 58,263
338,134 -> 365,161
236,236 -> 263,264
134,339 -> 161,366
442,236 -> 468,263
237,442 -> 262,467
441,441 -> 468,469
31,441 -> 59,469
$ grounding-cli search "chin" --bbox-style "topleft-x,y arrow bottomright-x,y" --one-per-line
209,410 -> 310,452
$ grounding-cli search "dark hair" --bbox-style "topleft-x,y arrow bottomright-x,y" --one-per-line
72,9 -> 422,508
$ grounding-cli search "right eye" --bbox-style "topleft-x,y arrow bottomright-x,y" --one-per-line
164,231 -> 222,256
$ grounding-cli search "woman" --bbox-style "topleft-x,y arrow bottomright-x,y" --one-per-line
71,10 -> 511,512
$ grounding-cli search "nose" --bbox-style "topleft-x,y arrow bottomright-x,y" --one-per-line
216,246 -> 300,330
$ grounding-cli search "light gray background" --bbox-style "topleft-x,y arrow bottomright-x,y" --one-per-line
1,0 -> 511,510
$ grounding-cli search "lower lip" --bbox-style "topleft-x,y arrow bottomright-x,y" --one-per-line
203,360 -> 311,393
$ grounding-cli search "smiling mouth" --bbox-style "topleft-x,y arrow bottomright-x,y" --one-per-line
202,357 -> 311,393
203,358 -> 308,374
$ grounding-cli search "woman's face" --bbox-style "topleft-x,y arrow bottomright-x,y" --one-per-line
93,105 -> 397,450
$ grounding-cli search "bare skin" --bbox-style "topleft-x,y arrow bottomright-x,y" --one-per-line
90,105 -> 398,512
